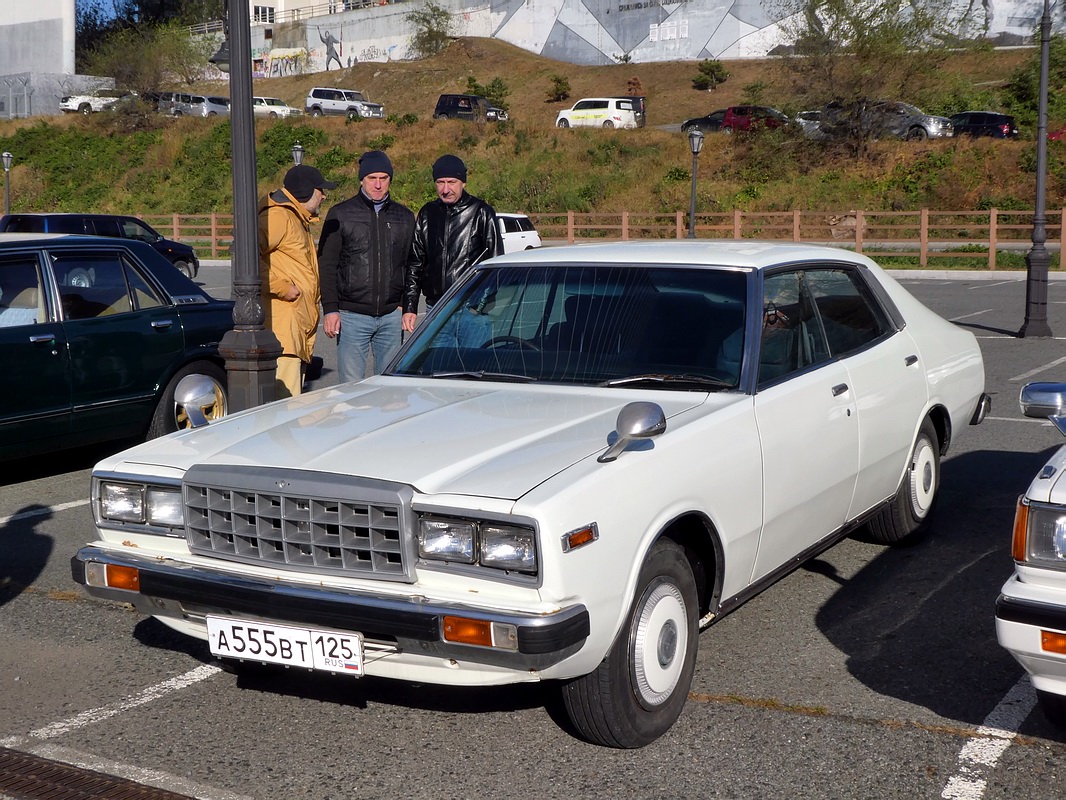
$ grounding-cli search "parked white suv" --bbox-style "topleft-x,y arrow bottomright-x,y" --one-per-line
59,88 -> 131,115
305,87 -> 384,119
497,212 -> 542,253
556,97 -> 646,129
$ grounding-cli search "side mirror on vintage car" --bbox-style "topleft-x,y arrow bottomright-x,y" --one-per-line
175,374 -> 222,429
1020,382 -> 1066,436
598,401 -> 667,463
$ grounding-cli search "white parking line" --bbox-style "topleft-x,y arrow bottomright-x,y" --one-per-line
0,499 -> 89,526
971,281 -> 1020,290
1011,356 -> 1066,382
0,664 -> 221,747
940,675 -> 1035,799
950,309 -> 994,321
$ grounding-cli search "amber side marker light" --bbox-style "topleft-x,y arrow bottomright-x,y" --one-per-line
1012,498 -> 1029,562
443,616 -> 494,647
1041,630 -> 1066,655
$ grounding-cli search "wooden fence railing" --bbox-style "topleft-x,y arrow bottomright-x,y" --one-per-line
143,208 -> 1066,270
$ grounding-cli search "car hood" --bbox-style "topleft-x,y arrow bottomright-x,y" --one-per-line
1027,443 -> 1066,506
111,378 -> 727,500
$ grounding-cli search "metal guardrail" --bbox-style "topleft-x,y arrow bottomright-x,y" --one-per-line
143,208 -> 1065,269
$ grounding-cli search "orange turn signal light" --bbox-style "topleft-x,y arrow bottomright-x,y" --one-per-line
443,616 -> 494,647
106,564 -> 141,592
561,523 -> 599,553
1041,630 -> 1066,655
1012,498 -> 1029,562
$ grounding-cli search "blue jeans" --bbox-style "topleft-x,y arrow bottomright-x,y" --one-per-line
336,307 -> 402,383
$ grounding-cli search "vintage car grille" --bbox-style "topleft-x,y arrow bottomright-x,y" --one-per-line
182,465 -> 414,581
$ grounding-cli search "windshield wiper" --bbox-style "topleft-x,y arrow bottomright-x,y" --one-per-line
599,373 -> 731,389
429,370 -> 535,383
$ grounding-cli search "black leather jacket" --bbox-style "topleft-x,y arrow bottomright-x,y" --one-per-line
319,192 -> 415,318
404,191 -> 501,312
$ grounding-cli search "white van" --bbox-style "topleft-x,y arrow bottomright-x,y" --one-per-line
556,97 -> 646,129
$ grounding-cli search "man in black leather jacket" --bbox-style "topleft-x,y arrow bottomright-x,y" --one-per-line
319,150 -> 415,382
402,155 -> 502,334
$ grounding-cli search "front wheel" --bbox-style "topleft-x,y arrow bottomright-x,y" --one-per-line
557,119 -> 570,128
865,417 -> 940,544
172,260 -> 195,280
561,539 -> 698,748
906,126 -> 929,141
79,103 -> 92,115
1038,689 -> 1066,727
310,108 -> 323,118
148,362 -> 228,438
722,125 -> 733,134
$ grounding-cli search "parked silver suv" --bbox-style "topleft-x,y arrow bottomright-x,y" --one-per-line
305,87 -> 384,119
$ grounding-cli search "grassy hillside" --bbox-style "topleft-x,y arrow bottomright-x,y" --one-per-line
0,38 -> 1060,220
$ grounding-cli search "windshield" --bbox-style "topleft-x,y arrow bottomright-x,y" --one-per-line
391,264 -> 747,389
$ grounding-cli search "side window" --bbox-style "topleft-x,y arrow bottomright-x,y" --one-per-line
121,218 -> 157,243
52,252 -> 133,320
91,217 -> 122,237
575,101 -> 593,111
806,268 -> 890,356
50,216 -> 90,234
0,256 -> 46,327
757,270 -> 830,387
502,217 -> 519,234
518,217 -> 534,232
124,258 -> 164,310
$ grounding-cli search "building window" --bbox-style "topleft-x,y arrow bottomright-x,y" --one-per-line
252,6 -> 275,23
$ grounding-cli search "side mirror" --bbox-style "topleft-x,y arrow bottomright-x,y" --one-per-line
598,402 -> 667,463
175,374 -> 219,428
1020,382 -> 1066,438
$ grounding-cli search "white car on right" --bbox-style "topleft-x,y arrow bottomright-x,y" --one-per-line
997,382 -> 1066,725
496,212 -> 542,253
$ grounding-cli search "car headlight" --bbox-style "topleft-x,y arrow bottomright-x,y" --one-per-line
95,478 -> 184,535
1017,499 -> 1066,568
418,515 -> 537,574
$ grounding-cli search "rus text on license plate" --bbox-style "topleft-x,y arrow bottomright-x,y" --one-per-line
206,616 -> 364,675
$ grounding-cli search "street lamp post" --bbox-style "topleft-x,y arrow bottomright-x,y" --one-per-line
687,130 -> 704,239
2,151 -> 12,216
210,1 -> 282,410
291,142 -> 304,166
1021,0 -> 1054,338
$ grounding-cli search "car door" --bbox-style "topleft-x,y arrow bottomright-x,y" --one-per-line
805,268 -> 928,519
0,250 -> 71,453
50,248 -> 184,441
751,268 -> 859,582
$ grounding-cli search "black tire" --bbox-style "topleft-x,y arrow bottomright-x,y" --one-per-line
561,539 -> 698,748
557,119 -> 570,128
148,361 -> 228,439
866,417 -> 940,545
79,103 -> 92,115
172,260 -> 195,279
722,125 -> 733,134
603,120 -> 615,129
906,126 -> 929,141
310,107 -> 323,118
173,110 -> 183,117
347,109 -> 361,121
1037,690 -> 1066,727
269,111 -> 278,118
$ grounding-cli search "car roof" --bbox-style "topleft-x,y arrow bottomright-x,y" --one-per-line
0,232 -> 72,243
487,240 -> 878,271
495,212 -> 530,219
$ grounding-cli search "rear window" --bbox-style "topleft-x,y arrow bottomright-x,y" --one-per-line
2,216 -> 47,233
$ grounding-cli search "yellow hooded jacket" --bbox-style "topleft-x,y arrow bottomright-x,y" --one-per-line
257,188 -> 321,363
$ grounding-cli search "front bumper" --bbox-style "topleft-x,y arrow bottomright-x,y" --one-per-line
72,546 -> 590,679
996,575 -> 1066,693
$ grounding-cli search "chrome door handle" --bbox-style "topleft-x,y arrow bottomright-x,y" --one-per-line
29,334 -> 56,344
151,319 -> 175,329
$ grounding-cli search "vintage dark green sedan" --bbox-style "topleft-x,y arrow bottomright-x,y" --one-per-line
0,233 -> 233,459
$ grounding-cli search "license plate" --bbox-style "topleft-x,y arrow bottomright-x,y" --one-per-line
206,616 -> 363,675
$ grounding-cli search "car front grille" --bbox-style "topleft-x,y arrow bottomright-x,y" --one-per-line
182,465 -> 414,582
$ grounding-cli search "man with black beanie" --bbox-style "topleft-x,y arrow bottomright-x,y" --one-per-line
402,154 -> 502,334
319,149 -> 415,382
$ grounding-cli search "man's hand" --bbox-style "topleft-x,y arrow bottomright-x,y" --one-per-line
324,311 -> 341,338
402,312 -> 418,333
281,282 -> 301,302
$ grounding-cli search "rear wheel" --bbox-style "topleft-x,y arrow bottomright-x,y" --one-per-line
557,119 -> 570,128
722,125 -> 733,134
148,362 -> 227,438
561,539 -> 698,748
603,120 -> 615,129
866,417 -> 940,544
172,260 -> 195,280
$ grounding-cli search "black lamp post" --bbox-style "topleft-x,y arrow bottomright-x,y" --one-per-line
210,1 -> 282,409
1021,0 -> 1054,338
687,129 -> 704,239
292,142 -> 304,166
1,152 -> 11,216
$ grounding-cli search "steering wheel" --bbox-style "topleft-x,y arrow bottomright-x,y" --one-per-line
483,335 -> 541,352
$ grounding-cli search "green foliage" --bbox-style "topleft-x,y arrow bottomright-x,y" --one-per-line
742,80 -> 770,105
664,166 -> 689,182
692,59 -> 729,91
82,21 -> 215,94
547,75 -> 571,103
465,76 -> 511,112
406,2 -> 453,59
387,113 -> 420,129
365,133 -> 397,151
1004,35 -> 1066,127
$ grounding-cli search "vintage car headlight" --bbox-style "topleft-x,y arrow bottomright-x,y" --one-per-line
95,478 -> 184,534
418,515 -> 537,573
1022,501 -> 1066,568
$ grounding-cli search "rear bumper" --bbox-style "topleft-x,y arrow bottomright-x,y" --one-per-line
72,546 -> 590,676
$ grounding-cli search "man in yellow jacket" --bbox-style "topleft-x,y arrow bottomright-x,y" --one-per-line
258,164 -> 337,398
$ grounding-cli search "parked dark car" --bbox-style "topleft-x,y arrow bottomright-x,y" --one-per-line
950,111 -> 1018,139
681,109 -> 726,133
433,94 -> 508,122
0,213 -> 200,279
0,233 -> 232,460
721,105 -> 790,133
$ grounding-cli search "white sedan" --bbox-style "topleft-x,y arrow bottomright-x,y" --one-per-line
72,241 -> 989,748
